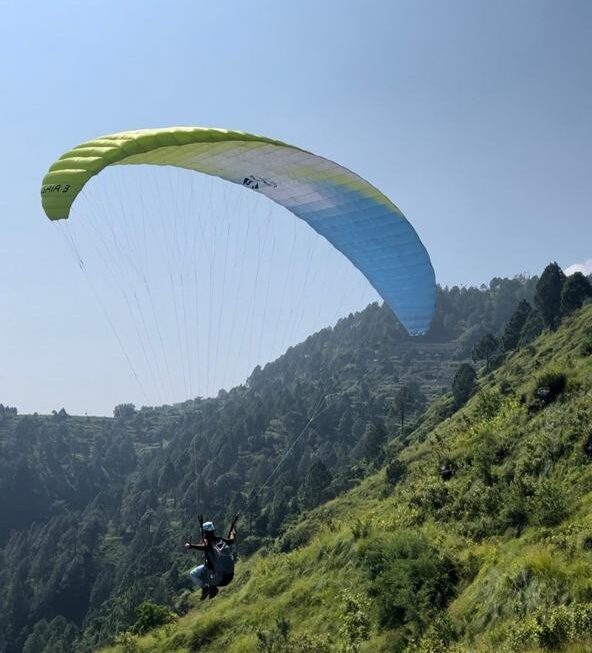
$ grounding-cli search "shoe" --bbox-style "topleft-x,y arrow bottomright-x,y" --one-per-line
208,586 -> 219,600
200,586 -> 210,601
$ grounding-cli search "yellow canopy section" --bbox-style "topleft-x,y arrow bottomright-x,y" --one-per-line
41,127 -> 296,220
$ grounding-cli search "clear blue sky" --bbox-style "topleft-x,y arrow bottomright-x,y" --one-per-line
0,0 -> 590,415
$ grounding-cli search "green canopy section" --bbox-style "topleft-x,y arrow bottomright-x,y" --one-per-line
41,127 -> 294,220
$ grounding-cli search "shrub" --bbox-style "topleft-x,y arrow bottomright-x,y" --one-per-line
472,429 -> 502,485
581,328 -> 592,356
439,459 -> 456,481
361,531 -> 458,638
174,590 -> 192,616
530,370 -> 567,410
538,605 -> 574,649
408,477 -> 450,516
583,434 -> 592,460
385,458 -> 407,485
410,615 -> 458,653
130,601 -> 175,635
167,632 -> 189,649
257,617 -> 290,653
257,618 -> 332,653
114,632 -> 140,653
475,390 -> 502,420
351,516 -> 372,540
189,617 -> 227,651
529,481 -> 569,527
436,401 -> 455,420
289,634 -> 332,653
279,523 -> 314,552
337,590 -> 370,653
506,604 -> 592,652
501,480 -> 529,533
241,535 -> 266,556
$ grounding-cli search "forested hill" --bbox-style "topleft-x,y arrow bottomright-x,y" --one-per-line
0,273 -> 562,653
100,299 -> 592,653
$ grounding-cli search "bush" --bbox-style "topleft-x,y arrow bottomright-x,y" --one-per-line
475,390 -> 503,420
385,458 -> 407,485
501,480 -> 529,533
167,632 -> 189,649
174,590 -> 192,616
529,481 -> 569,527
439,457 -> 457,481
583,434 -> 592,459
337,590 -> 370,653
351,516 -> 372,540
241,535 -> 266,556
114,632 -> 140,653
361,531 -> 458,638
189,618 -> 227,651
257,618 -> 332,653
507,604 -> 592,652
410,615 -> 458,653
279,523 -> 314,553
581,328 -> 592,356
530,370 -> 567,410
131,601 -> 175,635
408,477 -> 450,516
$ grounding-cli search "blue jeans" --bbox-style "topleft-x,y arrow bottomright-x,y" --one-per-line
190,564 -> 214,588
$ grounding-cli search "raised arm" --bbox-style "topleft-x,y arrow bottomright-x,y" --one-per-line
185,538 -> 207,551
224,515 -> 239,544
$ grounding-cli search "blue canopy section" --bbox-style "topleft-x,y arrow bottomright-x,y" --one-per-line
290,180 -> 435,335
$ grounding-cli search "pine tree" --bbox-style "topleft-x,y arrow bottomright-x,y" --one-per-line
362,419 -> 387,463
301,459 -> 332,509
393,385 -> 411,431
560,272 -> 592,316
501,300 -> 532,351
519,308 -> 544,346
452,363 -> 477,408
535,262 -> 566,330
472,333 -> 499,370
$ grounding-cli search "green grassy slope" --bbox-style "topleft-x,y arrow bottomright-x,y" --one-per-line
103,306 -> 592,653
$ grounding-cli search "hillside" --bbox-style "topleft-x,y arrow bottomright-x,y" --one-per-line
98,304 -> 592,653
0,276 -> 542,653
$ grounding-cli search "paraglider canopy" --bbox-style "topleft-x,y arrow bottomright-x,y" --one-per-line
41,127 -> 435,335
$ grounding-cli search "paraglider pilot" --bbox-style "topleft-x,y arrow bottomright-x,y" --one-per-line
185,514 -> 238,600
